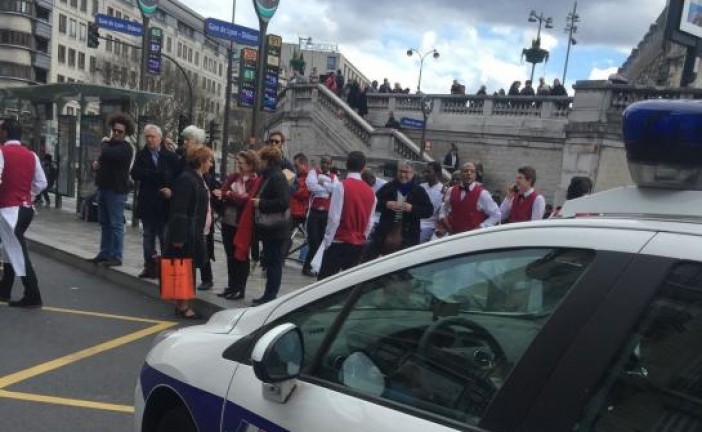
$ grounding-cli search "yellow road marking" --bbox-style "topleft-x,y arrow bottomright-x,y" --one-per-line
0,390 -> 134,413
41,305 -> 170,324
0,321 -> 176,389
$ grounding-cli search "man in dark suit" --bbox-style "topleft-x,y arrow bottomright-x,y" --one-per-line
130,124 -> 180,278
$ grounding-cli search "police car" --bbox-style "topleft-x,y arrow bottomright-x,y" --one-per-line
136,100 -> 702,432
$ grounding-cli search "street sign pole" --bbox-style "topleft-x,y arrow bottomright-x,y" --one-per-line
250,0 -> 280,141
221,42 -> 234,179
420,96 -> 434,159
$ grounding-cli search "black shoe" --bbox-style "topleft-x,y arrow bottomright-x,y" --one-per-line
8,297 -> 42,308
302,268 -> 316,277
86,256 -> 107,264
138,268 -> 157,278
175,307 -> 201,319
251,297 -> 272,306
197,281 -> 213,291
99,259 -> 122,267
217,288 -> 235,298
225,291 -> 245,300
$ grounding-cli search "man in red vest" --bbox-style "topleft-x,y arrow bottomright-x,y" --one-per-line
500,166 -> 546,223
303,154 -> 338,276
438,162 -> 501,235
317,151 -> 376,280
0,117 -> 47,308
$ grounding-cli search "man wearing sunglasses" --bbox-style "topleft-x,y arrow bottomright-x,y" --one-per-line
87,112 -> 135,267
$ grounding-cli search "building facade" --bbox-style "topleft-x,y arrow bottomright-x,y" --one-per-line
0,0 -> 52,87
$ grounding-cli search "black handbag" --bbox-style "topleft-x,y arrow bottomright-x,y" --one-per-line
254,179 -> 290,230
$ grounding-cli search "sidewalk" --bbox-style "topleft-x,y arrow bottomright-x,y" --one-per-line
25,202 -> 316,317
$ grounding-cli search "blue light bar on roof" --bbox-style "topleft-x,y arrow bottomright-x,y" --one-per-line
622,99 -> 702,190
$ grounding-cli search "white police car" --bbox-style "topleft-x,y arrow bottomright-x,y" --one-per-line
136,100 -> 702,432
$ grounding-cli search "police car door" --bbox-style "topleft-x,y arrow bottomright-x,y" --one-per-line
220,226 -> 649,432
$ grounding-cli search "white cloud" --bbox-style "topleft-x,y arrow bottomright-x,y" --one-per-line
589,66 -> 618,80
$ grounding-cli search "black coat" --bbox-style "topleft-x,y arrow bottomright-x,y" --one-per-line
256,165 -> 291,241
165,168 -> 209,266
375,179 -> 433,248
130,145 -> 180,222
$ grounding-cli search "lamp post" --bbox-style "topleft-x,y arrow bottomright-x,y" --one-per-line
406,48 -> 439,94
524,10 -> 553,83
250,0 -> 280,141
562,2 -> 579,86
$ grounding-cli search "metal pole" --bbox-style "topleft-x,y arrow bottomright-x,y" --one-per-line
251,20 -> 268,140
562,2 -> 577,85
420,113 -> 427,158
139,13 -> 150,92
221,43 -> 234,179
417,56 -> 424,93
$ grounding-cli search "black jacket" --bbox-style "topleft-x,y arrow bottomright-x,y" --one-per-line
96,139 -> 133,194
256,165 -> 291,241
130,144 -> 180,222
165,168 -> 209,266
375,179 -> 433,248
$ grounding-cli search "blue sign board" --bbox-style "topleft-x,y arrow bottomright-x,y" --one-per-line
95,13 -> 143,36
204,18 -> 259,46
400,117 -> 425,129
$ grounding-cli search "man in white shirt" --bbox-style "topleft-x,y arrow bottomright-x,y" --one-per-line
419,162 -> 446,243
303,155 -> 339,276
0,117 -> 48,308
500,165 -> 546,223
438,162 -> 500,235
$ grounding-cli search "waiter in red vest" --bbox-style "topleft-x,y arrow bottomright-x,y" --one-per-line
438,162 -> 501,235
317,151 -> 376,280
303,155 -> 339,276
500,166 -> 546,223
0,117 -> 47,308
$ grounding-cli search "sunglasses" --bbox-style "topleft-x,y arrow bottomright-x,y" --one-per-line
112,128 -> 126,134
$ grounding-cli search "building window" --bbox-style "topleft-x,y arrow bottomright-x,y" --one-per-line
177,42 -> 182,57
0,30 -> 33,48
70,0 -> 77,7
89,55 -> 96,72
116,11 -> 121,19
195,51 -> 198,66
69,19 -> 77,38
67,107 -> 75,116
0,61 -> 32,80
107,6 -> 113,16
105,35 -> 113,52
188,47 -> 192,63
80,0 -> 86,12
78,52 -> 85,70
68,48 -> 76,67
123,45 -> 129,59
79,23 -> 86,41
166,36 -> 172,53
219,63 -> 223,77
59,14 -> 67,34
58,45 -> 66,63
57,74 -> 65,83
92,0 -> 98,15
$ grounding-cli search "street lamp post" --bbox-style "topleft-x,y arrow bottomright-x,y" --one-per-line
250,0 -> 280,141
562,2 -> 579,86
524,10 -> 553,83
406,48 -> 439,94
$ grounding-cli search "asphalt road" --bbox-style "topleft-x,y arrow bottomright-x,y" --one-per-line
0,253 -> 199,432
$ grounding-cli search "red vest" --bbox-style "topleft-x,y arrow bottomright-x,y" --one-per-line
310,169 -> 336,212
334,178 -> 375,246
448,184 -> 487,233
290,169 -> 310,218
0,144 -> 36,208
509,191 -> 539,223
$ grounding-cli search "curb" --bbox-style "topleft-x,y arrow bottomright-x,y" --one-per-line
26,238 -> 226,319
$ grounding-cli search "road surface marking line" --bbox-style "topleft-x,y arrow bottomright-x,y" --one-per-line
0,390 -> 134,413
0,321 -> 176,389
41,306 -> 172,324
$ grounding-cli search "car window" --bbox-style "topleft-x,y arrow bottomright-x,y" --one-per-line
304,248 -> 595,426
574,261 -> 702,432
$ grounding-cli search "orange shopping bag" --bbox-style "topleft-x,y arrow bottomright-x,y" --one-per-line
159,258 -> 195,300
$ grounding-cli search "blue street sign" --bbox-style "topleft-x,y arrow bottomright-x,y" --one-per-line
95,13 -> 143,36
204,18 -> 259,46
400,117 -> 425,129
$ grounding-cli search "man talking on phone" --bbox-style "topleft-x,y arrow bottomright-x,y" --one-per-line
500,166 -> 545,223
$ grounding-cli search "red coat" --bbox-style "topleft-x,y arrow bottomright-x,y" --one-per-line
290,168 -> 311,219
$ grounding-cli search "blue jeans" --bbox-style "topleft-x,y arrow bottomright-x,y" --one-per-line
142,217 -> 165,265
98,189 -> 128,261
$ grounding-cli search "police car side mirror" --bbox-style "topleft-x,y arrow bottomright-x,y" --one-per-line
252,324 -> 304,403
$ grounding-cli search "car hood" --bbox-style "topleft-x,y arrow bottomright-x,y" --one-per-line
179,307 -> 248,335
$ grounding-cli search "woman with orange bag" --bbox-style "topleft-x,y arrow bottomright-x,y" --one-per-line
164,144 -> 213,319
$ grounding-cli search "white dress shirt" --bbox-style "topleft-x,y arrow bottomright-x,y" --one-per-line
499,187 -> 546,222
420,182 -> 446,230
323,172 -> 377,248
440,182 -> 501,229
306,168 -> 339,201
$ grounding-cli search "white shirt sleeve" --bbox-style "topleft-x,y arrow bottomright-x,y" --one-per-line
499,195 -> 514,221
0,150 -> 4,185
323,181 -> 344,248
531,194 -> 546,221
478,190 -> 501,228
438,186 -> 453,220
31,153 -> 48,197
364,196 -> 377,241
306,169 -> 326,196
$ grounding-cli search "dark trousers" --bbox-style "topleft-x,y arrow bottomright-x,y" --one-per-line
304,209 -> 328,271
222,223 -> 250,292
318,243 -> 365,280
142,216 -> 166,265
0,206 -> 40,301
261,238 -> 285,300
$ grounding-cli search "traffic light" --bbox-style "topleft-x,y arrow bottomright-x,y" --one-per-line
177,114 -> 189,147
87,22 -> 100,48
208,120 -> 220,145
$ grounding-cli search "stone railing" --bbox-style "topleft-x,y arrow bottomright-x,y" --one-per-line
608,85 -> 702,113
315,85 -> 372,147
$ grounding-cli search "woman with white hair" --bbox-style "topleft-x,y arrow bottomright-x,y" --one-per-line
176,125 -> 220,291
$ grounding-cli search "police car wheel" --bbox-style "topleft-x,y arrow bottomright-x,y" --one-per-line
155,408 -> 197,432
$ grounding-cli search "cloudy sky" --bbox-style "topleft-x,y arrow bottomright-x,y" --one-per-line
184,0 -> 667,94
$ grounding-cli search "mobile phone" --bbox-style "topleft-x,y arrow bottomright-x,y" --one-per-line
511,184 -> 519,193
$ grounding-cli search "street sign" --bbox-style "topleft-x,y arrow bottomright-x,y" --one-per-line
204,18 -> 259,46
253,0 -> 280,23
238,48 -> 258,108
400,117 -> 425,129
147,27 -> 162,74
263,34 -> 282,112
137,0 -> 158,15
95,13 -> 143,36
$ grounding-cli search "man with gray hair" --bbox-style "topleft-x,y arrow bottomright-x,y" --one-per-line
130,124 -> 181,278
